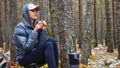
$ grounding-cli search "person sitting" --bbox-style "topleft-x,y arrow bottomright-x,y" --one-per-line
13,3 -> 58,68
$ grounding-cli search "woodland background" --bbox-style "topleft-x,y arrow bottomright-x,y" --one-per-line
0,0 -> 120,68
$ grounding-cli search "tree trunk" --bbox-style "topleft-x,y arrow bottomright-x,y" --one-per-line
49,0 -> 59,39
105,0 -> 113,52
0,0 -> 3,47
116,0 -> 120,60
9,0 -> 17,62
78,0 -> 82,48
66,0 -> 75,52
81,0 -> 93,65
39,0 -> 49,21
58,0 -> 69,67
94,0 -> 98,47
99,0 -> 104,45
112,0 -> 117,49
4,0 -> 10,52
58,0 -> 75,67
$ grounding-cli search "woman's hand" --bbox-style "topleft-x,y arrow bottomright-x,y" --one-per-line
41,20 -> 47,30
34,20 -> 47,32
34,22 -> 44,32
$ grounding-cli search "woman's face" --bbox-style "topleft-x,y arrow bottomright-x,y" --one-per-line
29,8 -> 38,20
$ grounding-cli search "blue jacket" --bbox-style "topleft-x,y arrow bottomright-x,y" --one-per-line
13,4 -> 40,60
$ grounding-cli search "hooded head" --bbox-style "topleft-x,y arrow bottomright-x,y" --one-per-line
22,3 -> 39,28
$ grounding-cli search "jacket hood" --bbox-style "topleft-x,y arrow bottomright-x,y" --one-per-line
22,4 -> 33,28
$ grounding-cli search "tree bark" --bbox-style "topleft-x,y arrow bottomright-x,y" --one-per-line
105,0 -> 113,52
66,0 -> 75,52
81,0 -> 93,65
0,0 -> 3,47
39,0 -> 49,21
112,0 -> 117,49
9,0 -> 17,62
58,0 -> 69,67
58,0 -> 75,67
49,0 -> 59,39
78,0 -> 82,48
99,0 -> 104,45
94,0 -> 98,47
116,0 -> 120,59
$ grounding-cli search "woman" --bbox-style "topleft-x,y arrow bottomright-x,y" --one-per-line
13,3 -> 58,68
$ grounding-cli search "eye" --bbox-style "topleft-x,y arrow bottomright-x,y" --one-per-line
30,8 -> 39,12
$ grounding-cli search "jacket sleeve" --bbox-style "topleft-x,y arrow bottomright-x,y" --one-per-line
38,30 -> 47,46
14,26 -> 38,52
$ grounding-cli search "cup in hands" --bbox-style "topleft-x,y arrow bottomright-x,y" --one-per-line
34,20 -> 47,32
38,20 -> 47,26
38,20 -> 47,30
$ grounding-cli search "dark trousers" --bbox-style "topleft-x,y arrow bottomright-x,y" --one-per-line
18,30 -> 58,68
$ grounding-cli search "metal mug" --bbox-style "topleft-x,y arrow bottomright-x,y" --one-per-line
69,52 -> 79,68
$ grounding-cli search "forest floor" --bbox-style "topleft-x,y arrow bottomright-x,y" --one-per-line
0,44 -> 120,68
79,44 -> 120,68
